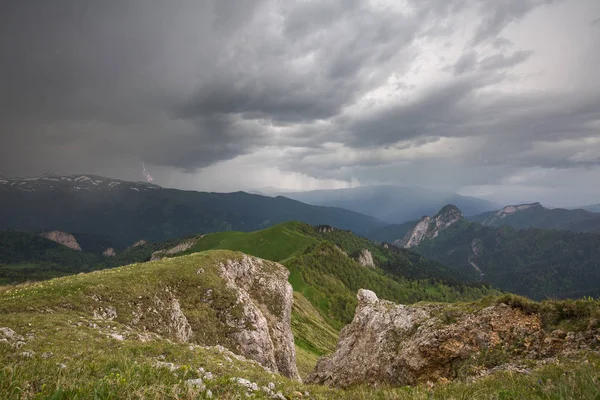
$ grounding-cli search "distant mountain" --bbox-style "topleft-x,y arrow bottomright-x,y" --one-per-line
470,202 -> 600,233
581,203 -> 600,213
0,174 -> 385,247
396,205 -> 600,300
280,185 -> 500,224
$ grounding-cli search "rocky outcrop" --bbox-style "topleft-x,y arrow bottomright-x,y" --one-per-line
103,247 -> 117,257
40,231 -> 81,251
132,239 -> 147,247
116,253 -> 299,380
316,225 -> 336,233
396,205 -> 463,248
307,289 -> 600,388
150,239 -> 197,261
482,203 -> 542,226
217,255 -> 300,380
355,249 -> 374,268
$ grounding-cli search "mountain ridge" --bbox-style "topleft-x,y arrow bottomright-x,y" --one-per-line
394,205 -> 600,300
0,174 -> 386,247
470,202 -> 600,233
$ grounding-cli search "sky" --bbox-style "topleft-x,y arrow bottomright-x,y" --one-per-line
1,0 -> 599,207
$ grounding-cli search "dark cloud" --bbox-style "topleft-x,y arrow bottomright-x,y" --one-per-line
0,0 -> 599,206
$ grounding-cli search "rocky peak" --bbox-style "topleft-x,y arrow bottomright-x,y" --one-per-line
482,202 -> 543,225
307,289 -> 600,388
396,205 -> 463,248
103,247 -> 117,257
355,249 -> 375,268
40,231 -> 81,251
316,225 -> 336,233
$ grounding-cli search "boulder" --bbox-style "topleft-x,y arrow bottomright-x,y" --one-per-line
307,289 -> 597,388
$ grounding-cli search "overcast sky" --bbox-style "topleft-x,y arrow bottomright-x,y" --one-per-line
1,0 -> 599,207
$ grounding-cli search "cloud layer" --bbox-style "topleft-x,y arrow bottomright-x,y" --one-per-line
1,0 -> 599,206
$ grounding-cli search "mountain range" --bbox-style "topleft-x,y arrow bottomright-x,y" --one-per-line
394,205 -> 600,300
0,175 -> 385,247
470,202 -> 600,233
2,175 -> 600,397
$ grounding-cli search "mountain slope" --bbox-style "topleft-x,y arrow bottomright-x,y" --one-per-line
470,202 -> 600,233
399,206 -> 600,300
280,185 -> 499,223
2,257 -> 599,398
0,175 -> 384,247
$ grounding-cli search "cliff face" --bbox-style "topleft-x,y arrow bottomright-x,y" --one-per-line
355,249 -> 374,268
150,239 -> 198,261
307,289 -> 600,388
217,255 -> 300,380
396,205 -> 463,248
40,231 -> 82,251
81,252 -> 299,379
481,203 -> 541,226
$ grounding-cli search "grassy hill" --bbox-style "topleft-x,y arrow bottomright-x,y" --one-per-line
1,254 -> 599,399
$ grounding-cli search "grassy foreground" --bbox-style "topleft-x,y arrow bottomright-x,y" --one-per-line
1,250 -> 599,399
1,310 -> 599,400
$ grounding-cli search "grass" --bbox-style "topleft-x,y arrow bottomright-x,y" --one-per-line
183,222 -> 319,262
1,310 -> 600,399
2,253 -> 600,399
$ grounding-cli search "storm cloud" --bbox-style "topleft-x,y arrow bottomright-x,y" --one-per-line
1,0 -> 599,206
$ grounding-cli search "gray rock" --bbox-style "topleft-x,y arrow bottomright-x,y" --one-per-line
218,255 -> 300,380
102,247 -> 117,257
186,378 -> 205,391
355,249 -> 375,268
307,288 -> 573,388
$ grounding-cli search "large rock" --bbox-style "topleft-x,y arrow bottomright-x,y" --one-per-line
150,239 -> 197,261
217,255 -> 300,380
355,249 -> 374,268
307,289 -> 599,388
40,231 -> 81,251
120,253 -> 299,380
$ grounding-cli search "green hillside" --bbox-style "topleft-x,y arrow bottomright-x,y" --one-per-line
185,221 -> 319,262
1,222 -> 500,378
1,254 -> 599,399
